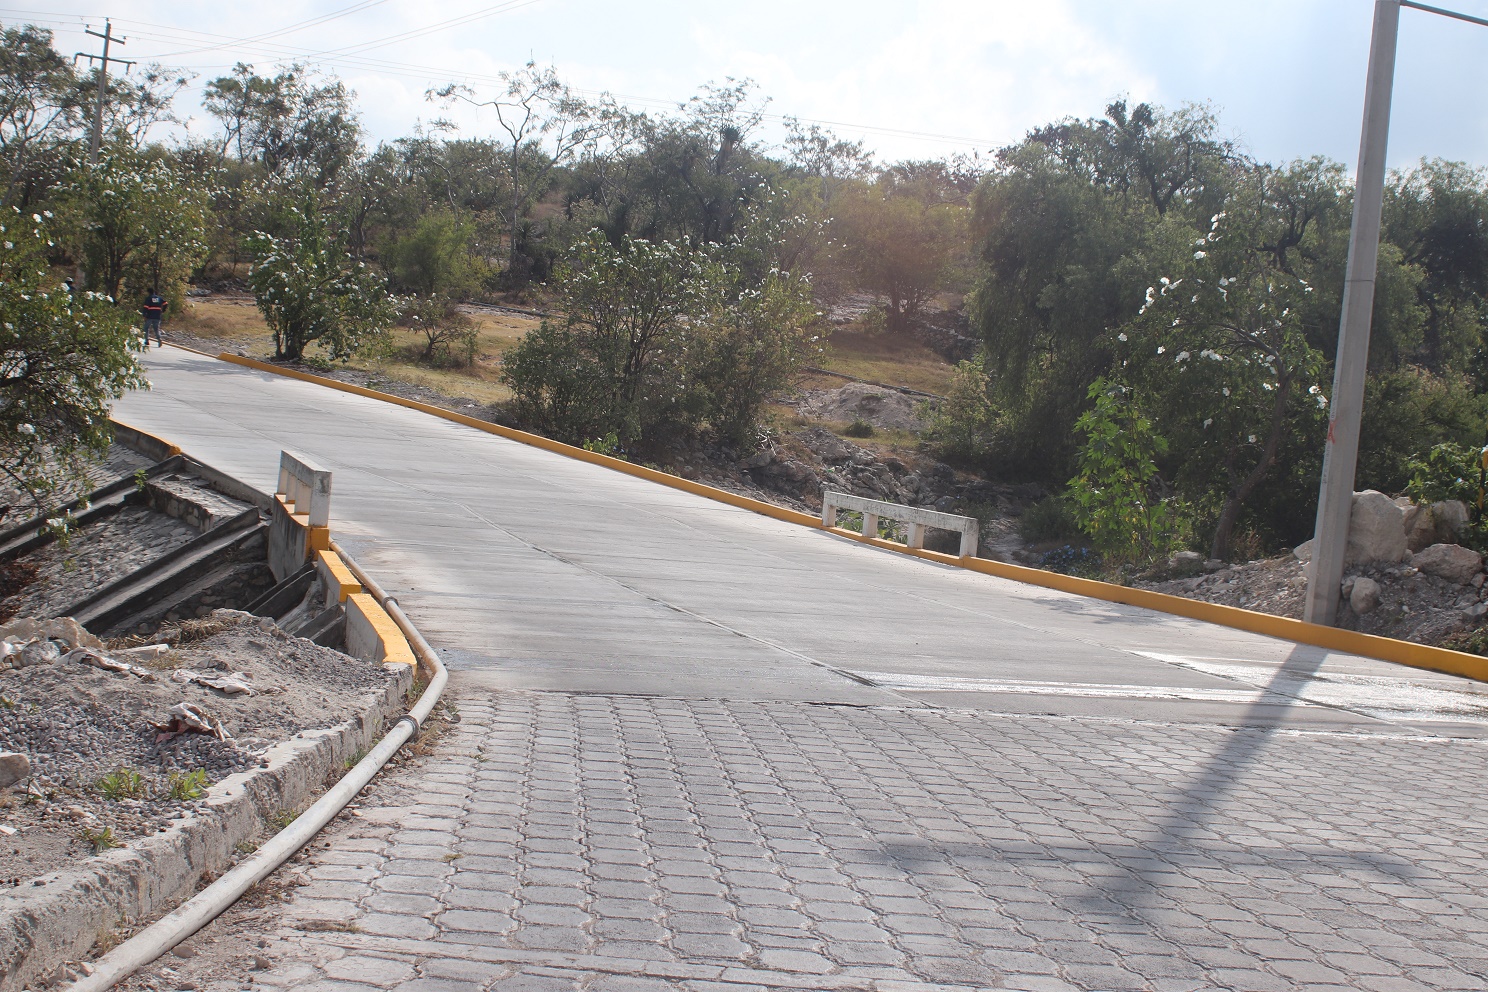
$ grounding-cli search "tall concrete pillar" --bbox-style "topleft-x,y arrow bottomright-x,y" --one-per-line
1305,0 -> 1400,626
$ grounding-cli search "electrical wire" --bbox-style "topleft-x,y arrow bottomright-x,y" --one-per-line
8,5 -> 1002,150
149,0 -> 395,58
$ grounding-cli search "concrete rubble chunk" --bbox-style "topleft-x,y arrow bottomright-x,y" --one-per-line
0,751 -> 30,790
1410,543 -> 1483,585
0,617 -> 103,651
1349,576 -> 1382,614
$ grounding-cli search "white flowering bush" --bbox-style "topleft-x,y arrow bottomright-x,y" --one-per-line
0,208 -> 147,515
1110,209 -> 1328,559
57,146 -> 213,305
248,192 -> 392,362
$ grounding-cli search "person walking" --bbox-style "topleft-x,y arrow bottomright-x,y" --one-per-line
141,288 -> 166,348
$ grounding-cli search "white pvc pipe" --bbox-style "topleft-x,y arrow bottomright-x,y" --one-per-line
66,544 -> 447,992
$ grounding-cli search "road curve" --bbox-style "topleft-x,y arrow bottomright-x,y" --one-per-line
105,347 -> 1488,992
115,347 -> 1487,735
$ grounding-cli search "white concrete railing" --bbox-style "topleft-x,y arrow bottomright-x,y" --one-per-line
821,489 -> 979,558
277,450 -> 332,527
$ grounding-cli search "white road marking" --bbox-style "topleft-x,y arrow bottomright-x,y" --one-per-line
853,671 -> 1305,704
1136,652 -> 1488,723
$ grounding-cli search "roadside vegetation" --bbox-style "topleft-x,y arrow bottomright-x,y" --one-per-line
6,18 -> 1488,583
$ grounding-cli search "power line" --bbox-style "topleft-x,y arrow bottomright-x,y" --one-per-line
19,9 -> 1005,151
149,0 -> 396,58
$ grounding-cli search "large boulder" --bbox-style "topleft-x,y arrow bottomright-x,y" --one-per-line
1404,500 -> 1471,552
1346,491 -> 1409,564
1411,543 -> 1483,585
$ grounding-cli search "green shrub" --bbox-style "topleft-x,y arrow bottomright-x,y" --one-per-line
1019,496 -> 1080,543
843,418 -> 874,438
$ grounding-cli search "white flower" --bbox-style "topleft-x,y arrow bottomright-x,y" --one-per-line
17,423 -> 34,435
1308,384 -> 1321,394
1156,346 -> 1165,355
1194,251 -> 1207,260
1248,435 -> 1257,443
1222,387 -> 1231,397
1316,395 -> 1328,409
1203,418 -> 1213,429
1175,351 -> 1190,362
1117,332 -> 1128,342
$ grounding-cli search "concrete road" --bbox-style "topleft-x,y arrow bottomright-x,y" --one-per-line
111,347 -> 1488,991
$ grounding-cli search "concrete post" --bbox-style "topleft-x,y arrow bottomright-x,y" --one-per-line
863,513 -> 879,540
907,522 -> 925,549
959,521 -> 979,559
1305,0 -> 1400,626
822,500 -> 837,528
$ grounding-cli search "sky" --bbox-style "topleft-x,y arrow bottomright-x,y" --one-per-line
16,0 -> 1488,172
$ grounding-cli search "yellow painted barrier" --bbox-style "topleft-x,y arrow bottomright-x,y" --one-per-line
215,353 -> 1488,684
345,591 -> 417,667
315,549 -> 363,603
110,417 -> 182,459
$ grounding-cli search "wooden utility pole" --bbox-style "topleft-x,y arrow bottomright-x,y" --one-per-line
75,19 -> 135,164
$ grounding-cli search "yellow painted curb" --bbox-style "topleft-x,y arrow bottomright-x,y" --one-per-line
215,353 -> 1488,684
110,417 -> 182,458
316,549 -> 363,603
346,591 -> 418,668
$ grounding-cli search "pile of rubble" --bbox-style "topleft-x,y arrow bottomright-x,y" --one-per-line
1143,491 -> 1488,647
0,611 -> 401,886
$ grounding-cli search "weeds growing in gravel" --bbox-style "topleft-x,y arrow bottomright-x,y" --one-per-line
81,826 -> 120,852
96,768 -> 146,800
168,769 -> 208,801
268,808 -> 299,830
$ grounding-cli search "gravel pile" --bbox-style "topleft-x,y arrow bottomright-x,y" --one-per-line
1140,553 -> 1488,647
0,611 -> 402,886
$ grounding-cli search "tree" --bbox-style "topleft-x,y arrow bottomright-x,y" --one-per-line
0,23 -> 81,208
503,224 -> 820,448
58,145 -> 213,302
431,63 -> 601,281
833,180 -> 966,330
0,207 -> 147,514
383,209 -> 479,298
204,63 -> 361,187
1068,378 -> 1188,566
1116,208 -> 1328,560
248,191 -> 392,361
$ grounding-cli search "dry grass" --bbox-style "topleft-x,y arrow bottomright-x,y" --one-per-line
173,299 -> 541,407
815,326 -> 957,396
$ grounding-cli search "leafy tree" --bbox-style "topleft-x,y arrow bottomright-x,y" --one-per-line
383,209 -> 480,298
431,63 -> 602,282
0,23 -> 81,208
0,208 -> 147,514
503,225 -> 819,447
926,358 -> 1000,464
58,145 -> 213,303
1067,378 -> 1188,566
833,180 -> 966,331
248,191 -> 392,361
204,63 -> 361,187
1116,208 -> 1328,560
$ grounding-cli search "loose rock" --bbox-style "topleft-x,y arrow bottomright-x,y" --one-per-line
1350,576 -> 1382,614
0,751 -> 29,789
1410,543 -> 1483,585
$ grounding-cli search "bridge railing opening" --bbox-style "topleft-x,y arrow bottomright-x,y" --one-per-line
821,489 -> 979,558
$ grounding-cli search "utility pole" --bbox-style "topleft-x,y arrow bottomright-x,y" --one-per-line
1305,0 -> 1488,626
75,19 -> 135,164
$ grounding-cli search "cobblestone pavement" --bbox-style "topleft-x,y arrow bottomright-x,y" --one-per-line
131,690 -> 1488,992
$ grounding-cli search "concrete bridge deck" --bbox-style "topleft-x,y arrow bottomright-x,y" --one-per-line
110,347 -> 1488,991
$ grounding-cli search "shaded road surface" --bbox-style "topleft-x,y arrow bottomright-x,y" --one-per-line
113,347 -> 1488,991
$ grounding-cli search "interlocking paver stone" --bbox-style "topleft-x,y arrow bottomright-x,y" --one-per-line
191,694 -> 1488,992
